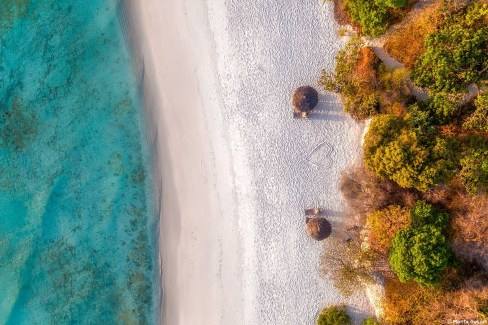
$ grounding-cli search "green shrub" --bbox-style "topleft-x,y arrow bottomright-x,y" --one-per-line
344,92 -> 379,121
423,93 -> 459,124
388,225 -> 451,286
412,2 -> 488,93
410,200 -> 449,229
361,317 -> 381,325
364,114 -> 459,191
317,305 -> 351,325
463,92 -> 488,132
344,0 -> 389,37
460,138 -> 488,195
378,66 -> 410,92
407,93 -> 462,127
430,136 -> 462,181
479,303 -> 488,319
406,103 -> 436,136
364,115 -> 428,189
343,0 -> 408,37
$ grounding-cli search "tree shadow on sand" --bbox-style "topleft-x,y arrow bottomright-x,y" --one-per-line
308,93 -> 350,122
317,208 -> 344,218
346,305 -> 373,323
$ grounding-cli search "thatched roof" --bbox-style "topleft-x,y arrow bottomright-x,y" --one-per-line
306,217 -> 331,241
292,86 -> 319,112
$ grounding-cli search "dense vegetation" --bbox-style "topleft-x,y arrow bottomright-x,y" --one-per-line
367,201 -> 452,286
356,1 -> 487,194
384,274 -> 488,324
363,114 -> 459,191
320,39 -> 412,120
459,137 -> 488,195
412,2 -> 488,93
319,0 -> 488,323
389,225 -> 451,285
464,92 -> 488,131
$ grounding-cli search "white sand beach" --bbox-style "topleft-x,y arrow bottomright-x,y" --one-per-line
129,0 -> 372,324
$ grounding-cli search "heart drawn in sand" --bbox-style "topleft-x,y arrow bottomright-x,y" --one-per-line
306,141 -> 334,169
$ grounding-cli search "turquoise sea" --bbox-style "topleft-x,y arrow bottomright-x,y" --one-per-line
0,1 -> 158,324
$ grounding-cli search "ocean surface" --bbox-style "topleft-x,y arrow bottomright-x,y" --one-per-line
0,1 -> 158,324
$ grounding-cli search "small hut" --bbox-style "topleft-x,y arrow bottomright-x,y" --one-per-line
306,217 -> 331,241
292,86 -> 319,113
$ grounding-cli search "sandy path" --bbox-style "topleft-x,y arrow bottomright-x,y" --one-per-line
129,0 -> 373,324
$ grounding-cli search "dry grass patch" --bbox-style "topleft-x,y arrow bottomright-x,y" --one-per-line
384,2 -> 442,69
333,0 -> 354,26
383,277 -> 437,324
420,182 -> 488,271
339,164 -> 420,217
366,205 -> 410,254
383,274 -> 488,324
451,194 -> 488,271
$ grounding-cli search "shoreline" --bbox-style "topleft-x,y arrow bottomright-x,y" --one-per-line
118,3 -> 163,323
128,0 -> 373,323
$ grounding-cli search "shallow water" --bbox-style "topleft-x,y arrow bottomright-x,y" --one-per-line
0,1 -> 158,324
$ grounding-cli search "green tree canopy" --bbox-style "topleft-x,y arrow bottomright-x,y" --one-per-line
422,93 -> 459,124
388,225 -> 451,286
412,2 -> 488,93
343,0 -> 408,37
410,200 -> 449,229
364,114 -> 459,191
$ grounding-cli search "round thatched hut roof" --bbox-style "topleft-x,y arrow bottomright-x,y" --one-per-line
292,86 -> 319,112
306,217 -> 331,241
